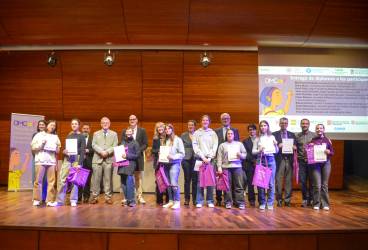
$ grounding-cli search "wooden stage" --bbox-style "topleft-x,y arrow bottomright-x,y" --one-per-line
0,188 -> 367,250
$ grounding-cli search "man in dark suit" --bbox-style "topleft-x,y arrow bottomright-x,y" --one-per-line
121,115 -> 148,204
242,124 -> 258,207
78,123 -> 94,203
215,113 -> 240,206
272,117 -> 296,207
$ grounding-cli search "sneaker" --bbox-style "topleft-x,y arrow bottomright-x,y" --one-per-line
46,201 -> 57,207
301,200 -> 308,208
138,197 -> 146,204
90,198 -> 98,204
207,203 -> 215,208
313,206 -> 320,210
171,201 -> 180,210
196,203 -> 202,208
163,201 -> 174,208
267,204 -> 273,210
70,201 -> 77,207
32,200 -> 40,206
225,203 -> 232,209
128,203 -> 136,207
239,204 -> 245,210
323,206 -> 330,211
259,204 -> 266,210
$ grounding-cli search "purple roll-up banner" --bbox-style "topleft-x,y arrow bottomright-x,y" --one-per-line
8,113 -> 45,191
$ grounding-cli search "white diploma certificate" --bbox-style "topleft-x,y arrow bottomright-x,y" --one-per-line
227,144 -> 239,161
159,146 -> 171,163
194,160 -> 203,171
44,136 -> 58,152
314,144 -> 327,162
282,138 -> 294,154
114,145 -> 126,162
66,139 -> 78,155
260,137 -> 276,154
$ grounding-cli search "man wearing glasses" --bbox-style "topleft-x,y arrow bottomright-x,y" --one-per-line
121,115 -> 148,204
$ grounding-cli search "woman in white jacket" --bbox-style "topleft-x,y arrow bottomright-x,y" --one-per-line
161,124 -> 185,209
31,120 -> 61,207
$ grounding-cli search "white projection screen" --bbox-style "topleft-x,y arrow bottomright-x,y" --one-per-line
258,47 -> 368,140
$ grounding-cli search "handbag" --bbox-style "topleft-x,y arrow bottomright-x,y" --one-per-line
293,149 -> 299,184
199,163 -> 216,188
252,154 -> 272,189
305,143 -> 316,164
155,164 -> 170,193
216,169 -> 230,192
67,166 -> 90,187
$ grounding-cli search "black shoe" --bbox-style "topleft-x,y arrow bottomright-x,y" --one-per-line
285,202 -> 291,207
184,200 -> 190,206
301,200 -> 308,208
250,202 -> 256,207
216,201 -> 222,207
277,200 -> 283,207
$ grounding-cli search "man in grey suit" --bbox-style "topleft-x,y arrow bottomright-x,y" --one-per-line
121,115 -> 148,204
90,117 -> 118,204
215,113 -> 240,206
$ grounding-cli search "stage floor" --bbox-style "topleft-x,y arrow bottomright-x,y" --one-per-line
0,189 -> 368,233
1,188 -> 367,233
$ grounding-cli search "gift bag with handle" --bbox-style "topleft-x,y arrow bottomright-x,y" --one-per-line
252,154 -> 272,189
155,164 -> 170,193
199,163 -> 216,188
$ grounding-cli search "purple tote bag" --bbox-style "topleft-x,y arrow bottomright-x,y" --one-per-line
252,154 -> 272,189
155,164 -> 170,193
199,163 -> 216,188
67,166 -> 90,187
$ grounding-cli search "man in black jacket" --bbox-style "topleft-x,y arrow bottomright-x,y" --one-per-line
273,117 -> 296,207
121,115 -> 148,204
78,123 -> 94,203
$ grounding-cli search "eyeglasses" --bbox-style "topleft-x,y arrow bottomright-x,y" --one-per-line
129,118 -> 137,121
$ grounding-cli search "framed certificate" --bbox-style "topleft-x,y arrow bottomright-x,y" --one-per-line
113,145 -> 126,162
66,139 -> 78,155
159,146 -> 171,163
282,138 -> 294,154
314,144 -> 327,162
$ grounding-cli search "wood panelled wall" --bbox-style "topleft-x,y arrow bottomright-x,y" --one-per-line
0,51 -> 343,188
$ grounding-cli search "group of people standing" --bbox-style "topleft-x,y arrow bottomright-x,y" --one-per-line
30,113 -> 334,211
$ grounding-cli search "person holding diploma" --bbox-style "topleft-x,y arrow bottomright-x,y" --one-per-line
252,120 -> 278,210
90,117 -> 118,205
56,118 -> 86,207
242,124 -> 259,207
214,113 -> 240,206
217,129 -> 247,209
296,119 -> 315,207
31,120 -> 61,207
181,120 -> 198,206
161,124 -> 185,209
151,122 -> 169,205
273,117 -> 296,207
192,115 -> 218,208
118,127 -> 140,207
309,124 -> 334,211
121,115 -> 148,204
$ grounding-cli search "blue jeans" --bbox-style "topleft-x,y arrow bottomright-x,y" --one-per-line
120,174 -> 136,204
164,163 -> 181,201
299,160 -> 313,202
257,155 -> 276,206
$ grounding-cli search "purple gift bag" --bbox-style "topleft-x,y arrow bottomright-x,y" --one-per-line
67,166 -> 90,187
305,143 -> 316,164
252,155 -> 272,189
216,169 -> 230,191
113,146 -> 130,167
199,163 -> 216,188
155,165 -> 170,193
293,149 -> 299,184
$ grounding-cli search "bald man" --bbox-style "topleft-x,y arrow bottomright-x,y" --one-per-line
90,117 -> 118,204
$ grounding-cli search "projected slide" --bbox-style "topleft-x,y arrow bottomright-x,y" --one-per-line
259,66 -> 368,133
